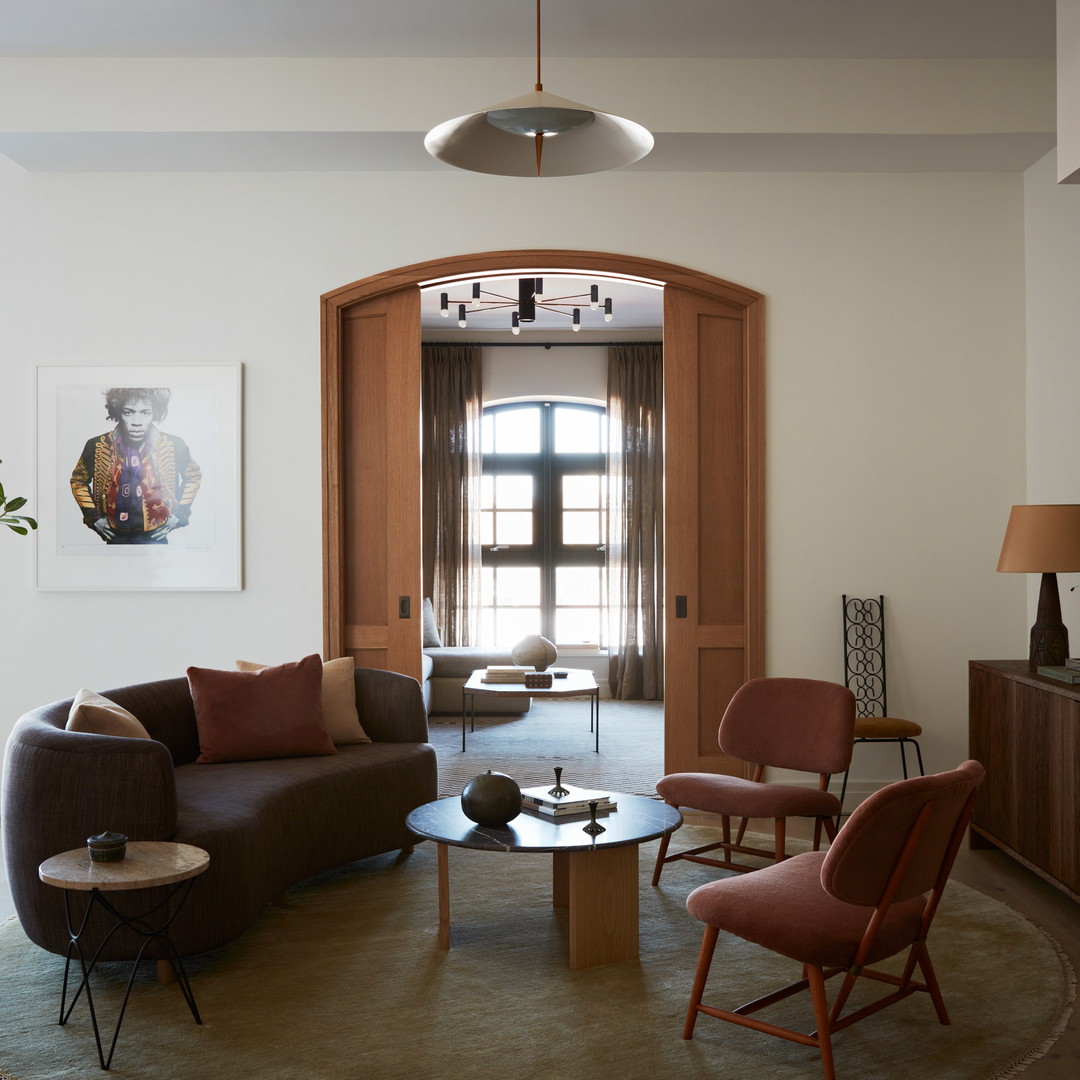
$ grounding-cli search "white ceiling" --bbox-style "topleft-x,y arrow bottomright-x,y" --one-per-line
0,1 -> 1056,60
4,0 -> 1050,333
0,2 -> 1058,174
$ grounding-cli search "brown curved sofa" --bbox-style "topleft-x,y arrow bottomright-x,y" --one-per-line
2,667 -> 437,962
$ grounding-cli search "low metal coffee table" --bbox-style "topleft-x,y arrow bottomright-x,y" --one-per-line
460,667 -> 601,752
406,794 -> 682,970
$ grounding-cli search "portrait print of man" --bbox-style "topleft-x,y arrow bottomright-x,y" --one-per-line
69,387 -> 202,544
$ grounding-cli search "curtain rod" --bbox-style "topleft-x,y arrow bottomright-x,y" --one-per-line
422,340 -> 662,349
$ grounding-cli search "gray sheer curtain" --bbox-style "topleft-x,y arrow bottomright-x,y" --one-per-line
421,344 -> 482,646
605,344 -> 664,700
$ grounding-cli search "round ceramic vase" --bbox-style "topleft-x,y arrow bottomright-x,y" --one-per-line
511,634 -> 558,672
460,770 -> 523,827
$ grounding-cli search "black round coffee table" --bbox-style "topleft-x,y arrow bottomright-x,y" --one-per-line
406,794 -> 682,969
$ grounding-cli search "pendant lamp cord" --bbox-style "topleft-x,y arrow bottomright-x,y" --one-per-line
534,0 -> 544,174
535,0 -> 543,91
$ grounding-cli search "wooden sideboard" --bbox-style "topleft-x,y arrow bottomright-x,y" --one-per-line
968,660 -> 1080,902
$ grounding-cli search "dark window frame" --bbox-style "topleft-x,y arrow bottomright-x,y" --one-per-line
482,401 -> 605,645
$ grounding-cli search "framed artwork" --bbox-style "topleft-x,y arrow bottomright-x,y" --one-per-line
35,363 -> 242,590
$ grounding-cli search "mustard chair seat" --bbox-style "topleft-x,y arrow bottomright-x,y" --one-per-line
854,716 -> 922,740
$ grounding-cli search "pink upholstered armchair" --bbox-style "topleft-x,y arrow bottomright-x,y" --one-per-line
653,677 -> 856,883
680,759 -> 985,1080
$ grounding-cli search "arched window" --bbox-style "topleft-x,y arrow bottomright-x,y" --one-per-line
479,401 -> 605,648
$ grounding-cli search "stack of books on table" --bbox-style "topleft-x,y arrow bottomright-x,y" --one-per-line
519,783 -> 618,818
481,665 -> 532,683
1038,659 -> 1080,683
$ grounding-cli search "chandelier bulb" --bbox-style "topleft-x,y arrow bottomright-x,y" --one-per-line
604,297 -> 613,322
572,308 -> 581,331
512,311 -> 521,335
472,282 -> 481,300
458,304 -> 468,328
590,284 -> 599,309
440,292 -> 449,316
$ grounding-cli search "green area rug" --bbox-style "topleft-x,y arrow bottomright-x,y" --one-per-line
1,825 -> 1073,1080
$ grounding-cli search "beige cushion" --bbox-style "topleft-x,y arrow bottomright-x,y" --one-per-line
66,688 -> 151,739
236,656 -> 370,744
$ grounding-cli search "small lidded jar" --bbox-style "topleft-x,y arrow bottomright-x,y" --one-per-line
87,832 -> 127,863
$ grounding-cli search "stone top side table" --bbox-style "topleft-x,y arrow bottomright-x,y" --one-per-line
39,840 -> 210,1071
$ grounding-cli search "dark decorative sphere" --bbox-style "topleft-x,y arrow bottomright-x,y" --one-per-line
461,770 -> 522,827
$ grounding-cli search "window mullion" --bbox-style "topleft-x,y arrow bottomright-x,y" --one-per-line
541,403 -> 555,642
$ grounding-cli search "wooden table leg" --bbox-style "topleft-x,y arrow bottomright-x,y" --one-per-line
552,851 -> 569,908
437,843 -> 451,950
566,845 -> 639,970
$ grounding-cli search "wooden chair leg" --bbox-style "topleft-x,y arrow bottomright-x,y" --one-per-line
773,818 -> 786,862
652,828 -> 673,886
722,815 -> 735,862
821,813 -> 838,843
807,964 -> 837,1080
915,945 -> 950,1024
838,763 -> 852,815
683,924 -> 720,1039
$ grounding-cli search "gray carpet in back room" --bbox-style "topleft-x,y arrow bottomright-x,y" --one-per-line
427,697 -> 664,798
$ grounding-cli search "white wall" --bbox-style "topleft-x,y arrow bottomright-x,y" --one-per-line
1024,151 -> 1080,629
1,166 -> 1026,779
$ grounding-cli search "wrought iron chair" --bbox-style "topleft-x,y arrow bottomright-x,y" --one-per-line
652,677 -> 855,884
839,595 -> 924,815
681,760 -> 985,1080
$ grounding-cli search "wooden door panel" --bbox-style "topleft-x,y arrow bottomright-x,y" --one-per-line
323,251 -> 763,755
663,285 -> 765,777
323,287 -> 422,680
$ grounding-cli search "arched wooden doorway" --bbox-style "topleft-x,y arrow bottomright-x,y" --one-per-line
322,250 -> 764,777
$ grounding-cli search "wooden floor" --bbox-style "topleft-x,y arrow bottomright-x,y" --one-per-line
949,844 -> 1079,1079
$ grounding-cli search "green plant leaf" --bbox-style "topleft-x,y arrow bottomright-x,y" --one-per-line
4,496 -> 26,513
4,523 -> 28,535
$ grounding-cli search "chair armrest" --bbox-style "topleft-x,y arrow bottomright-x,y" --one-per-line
353,668 -> 430,743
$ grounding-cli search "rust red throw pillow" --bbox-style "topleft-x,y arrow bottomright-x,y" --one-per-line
187,653 -> 337,764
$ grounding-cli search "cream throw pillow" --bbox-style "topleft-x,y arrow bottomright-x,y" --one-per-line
66,688 -> 152,739
235,656 -> 370,744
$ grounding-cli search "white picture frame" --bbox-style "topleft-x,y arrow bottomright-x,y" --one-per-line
35,363 -> 242,590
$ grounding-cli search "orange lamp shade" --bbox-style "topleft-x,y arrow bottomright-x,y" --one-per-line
996,505 -> 1080,573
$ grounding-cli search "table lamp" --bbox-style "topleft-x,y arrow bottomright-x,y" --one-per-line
997,504 -> 1080,668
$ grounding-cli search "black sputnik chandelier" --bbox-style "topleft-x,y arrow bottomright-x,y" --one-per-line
439,277 -> 613,334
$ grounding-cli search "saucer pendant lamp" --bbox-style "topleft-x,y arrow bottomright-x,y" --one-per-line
424,0 -> 653,177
